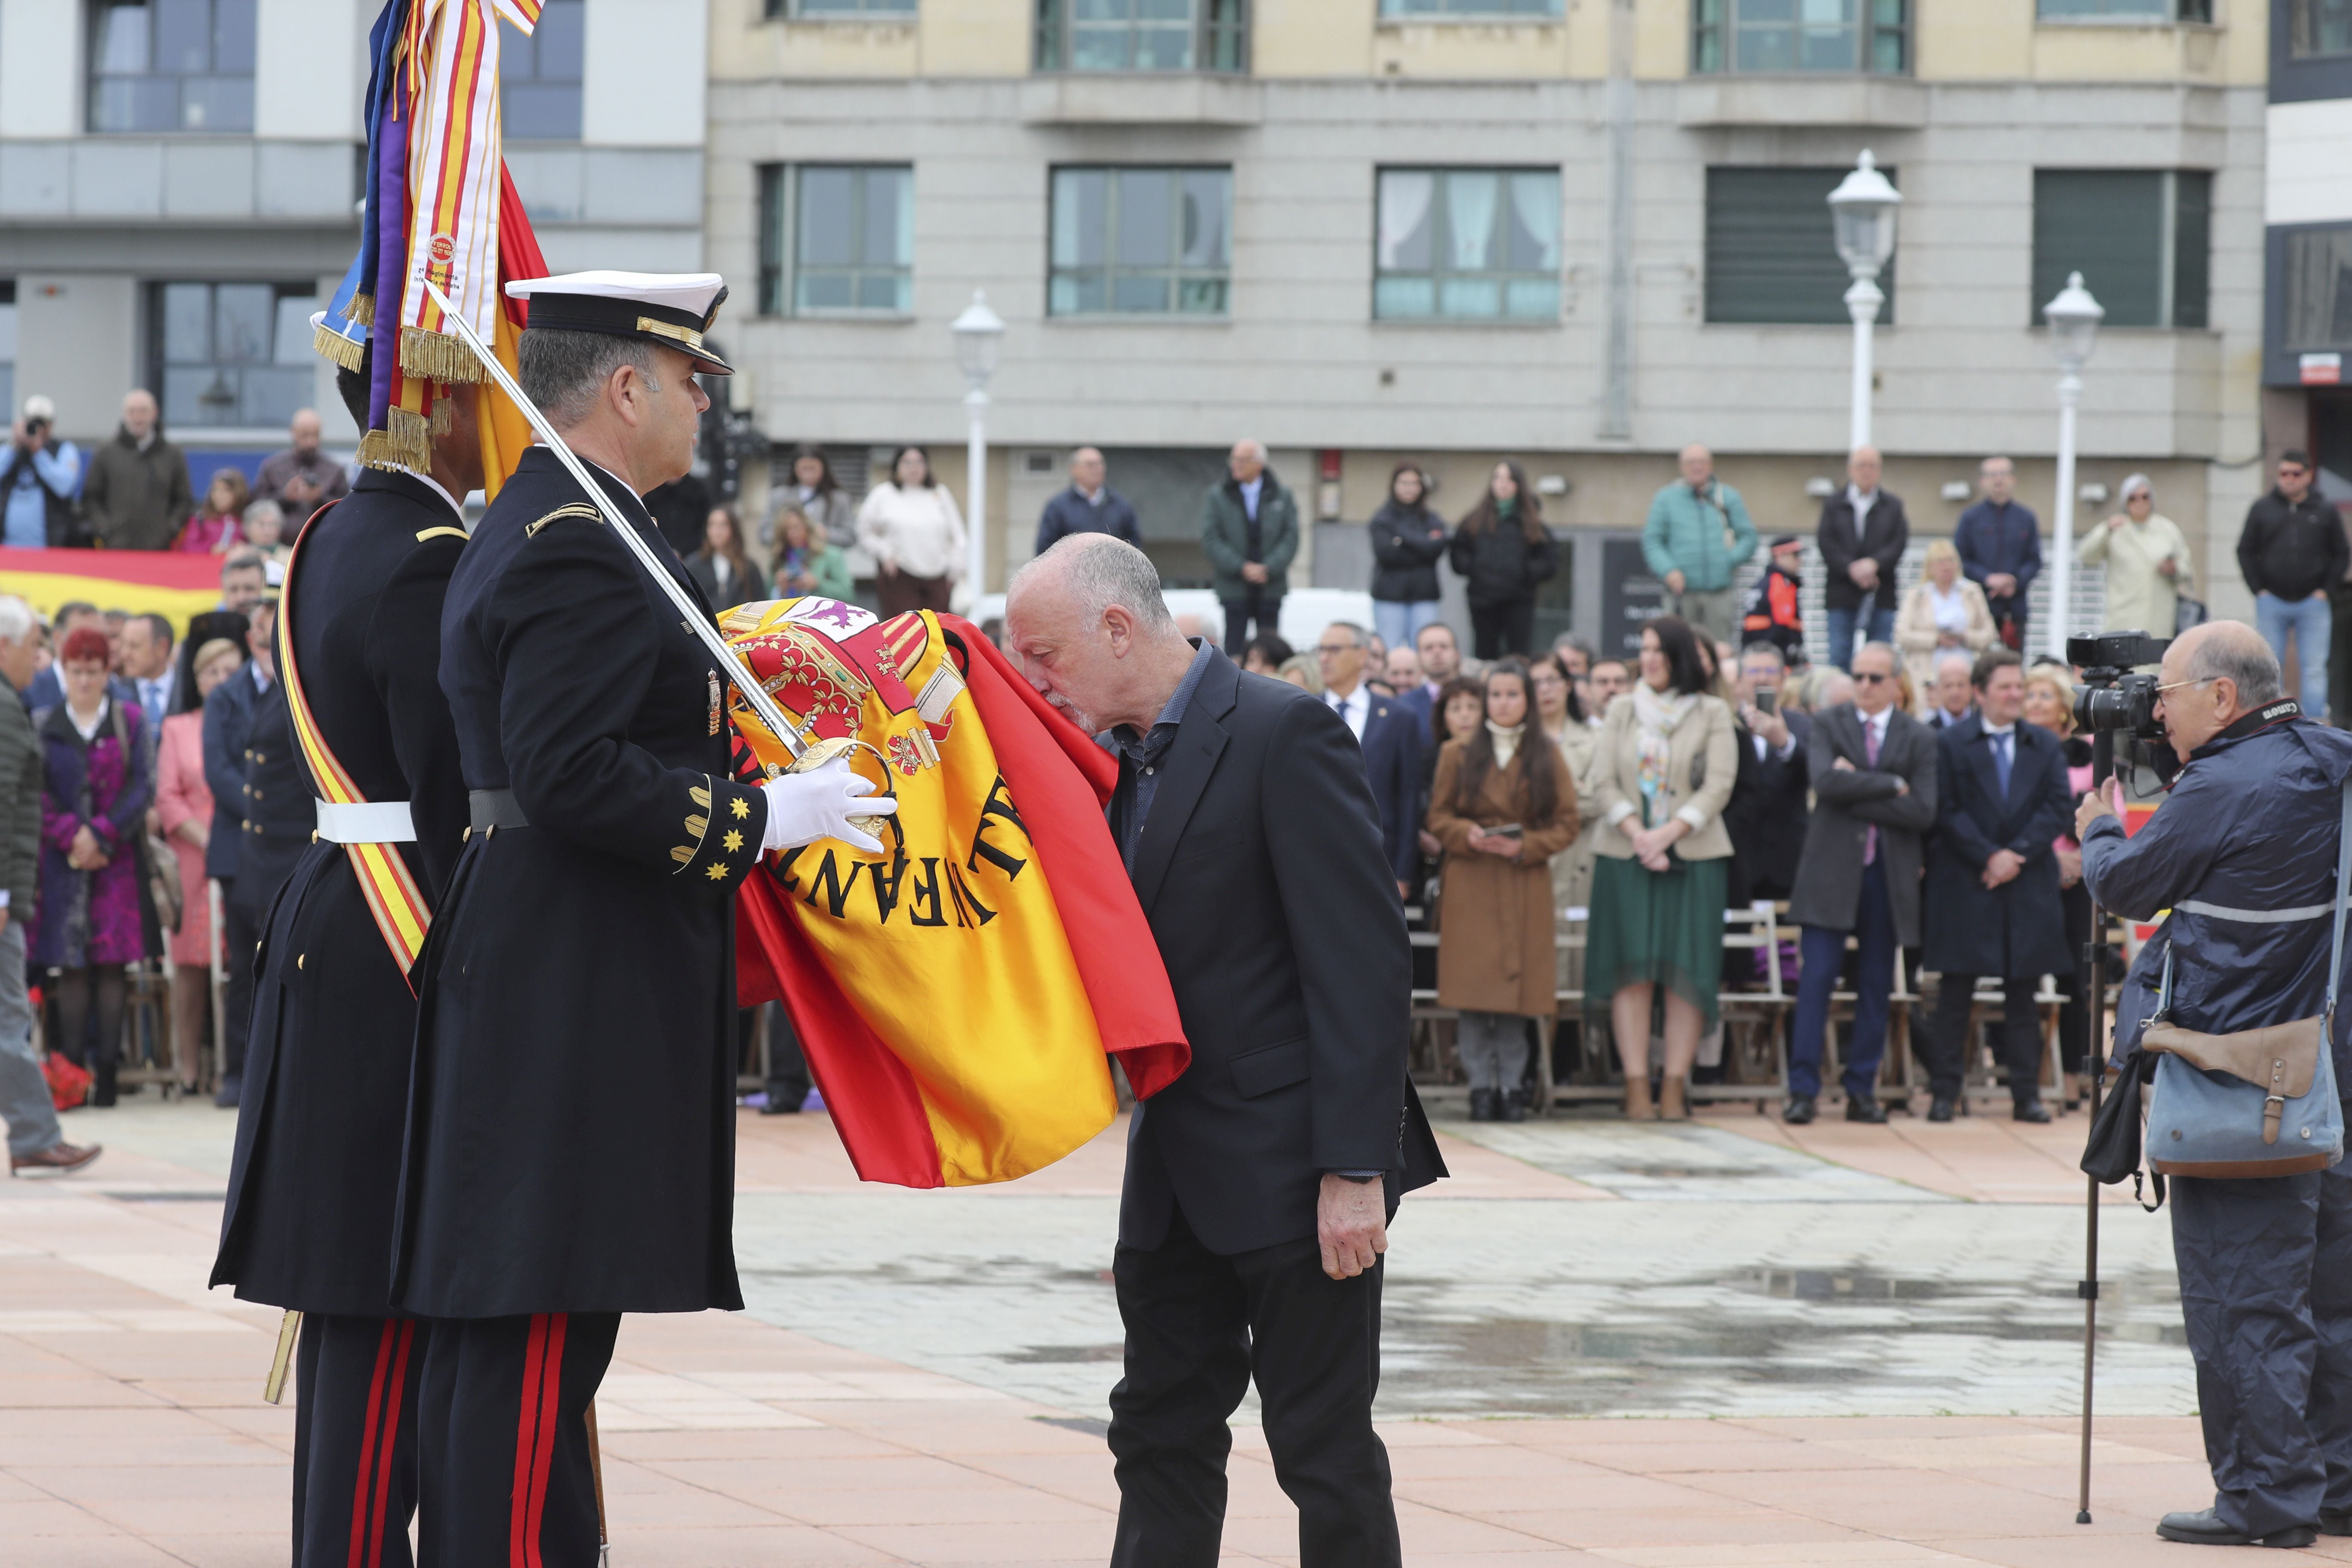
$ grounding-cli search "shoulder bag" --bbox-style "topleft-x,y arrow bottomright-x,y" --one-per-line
2140,778 -> 2352,1178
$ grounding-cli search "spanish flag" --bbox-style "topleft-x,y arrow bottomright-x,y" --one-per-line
0,549 -> 224,640
729,600 -> 1189,1188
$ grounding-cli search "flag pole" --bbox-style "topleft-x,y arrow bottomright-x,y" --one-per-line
417,280 -> 804,763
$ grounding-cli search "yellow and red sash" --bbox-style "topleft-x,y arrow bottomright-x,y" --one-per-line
276,500 -> 437,986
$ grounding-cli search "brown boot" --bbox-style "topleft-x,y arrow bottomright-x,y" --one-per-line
1623,1076 -> 1654,1121
1660,1077 -> 1691,1121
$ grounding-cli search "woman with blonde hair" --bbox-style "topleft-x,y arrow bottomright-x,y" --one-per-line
1896,539 -> 1995,713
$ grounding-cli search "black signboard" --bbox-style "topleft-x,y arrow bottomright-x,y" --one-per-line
1599,537 -> 1666,659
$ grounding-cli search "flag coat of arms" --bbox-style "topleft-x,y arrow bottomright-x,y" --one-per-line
729,600 -> 1190,1187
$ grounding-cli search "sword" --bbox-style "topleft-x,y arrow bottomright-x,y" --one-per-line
417,279 -> 803,765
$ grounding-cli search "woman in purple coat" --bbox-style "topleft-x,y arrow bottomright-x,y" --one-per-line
34,626 -> 160,1106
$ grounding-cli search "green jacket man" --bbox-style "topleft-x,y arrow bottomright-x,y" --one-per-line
1200,441 -> 1299,651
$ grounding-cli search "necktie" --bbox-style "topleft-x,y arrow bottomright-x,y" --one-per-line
1994,732 -> 2012,797
1861,718 -> 1881,865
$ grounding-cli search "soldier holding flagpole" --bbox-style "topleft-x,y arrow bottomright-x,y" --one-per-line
391,271 -> 892,1561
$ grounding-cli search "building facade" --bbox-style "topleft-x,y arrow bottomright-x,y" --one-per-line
710,0 -> 2274,649
2264,0 -> 2352,496
0,0 -> 706,482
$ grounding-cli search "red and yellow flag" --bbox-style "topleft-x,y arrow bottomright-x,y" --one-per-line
729,600 -> 1189,1187
0,549 -> 223,638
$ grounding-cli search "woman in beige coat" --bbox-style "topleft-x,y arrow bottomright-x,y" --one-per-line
1586,616 -> 1737,1121
1896,539 -> 1997,715
1429,659 -> 1578,1122
2077,473 -> 2193,637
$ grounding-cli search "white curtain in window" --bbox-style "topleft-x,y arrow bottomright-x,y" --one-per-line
1377,171 -> 1434,270
1509,172 -> 1560,269
1447,172 -> 1499,272
2288,228 -> 2352,349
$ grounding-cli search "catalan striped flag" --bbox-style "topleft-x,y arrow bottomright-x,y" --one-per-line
730,601 -> 1191,1188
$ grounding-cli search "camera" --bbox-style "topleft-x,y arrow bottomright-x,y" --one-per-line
2069,632 -> 2170,738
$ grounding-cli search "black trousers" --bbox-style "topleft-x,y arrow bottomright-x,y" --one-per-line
1468,599 -> 1533,659
415,1312 -> 619,1568
1926,972 -> 2046,1106
2173,1165 -> 2352,1536
222,883 -> 259,1084
763,1000 -> 811,1110
294,1313 -> 427,1568
1107,1208 -> 1399,1568
1220,590 -> 1273,655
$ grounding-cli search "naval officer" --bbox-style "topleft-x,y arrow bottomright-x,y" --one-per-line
210,346 -> 479,1565
391,272 -> 890,1563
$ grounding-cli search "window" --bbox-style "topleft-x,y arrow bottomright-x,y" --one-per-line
1034,0 -> 1246,73
767,0 -> 917,12
150,282 -> 318,430
759,165 -> 914,316
89,0 -> 256,133
1375,170 -> 1561,322
2030,170 -> 2210,329
2283,228 -> 2352,352
1703,166 -> 1894,325
1381,0 -> 1562,14
2294,0 -> 2352,56
2038,0 -> 2211,18
1693,0 -> 1908,73
0,283 -> 15,425
1049,168 -> 1231,317
501,0 -> 584,141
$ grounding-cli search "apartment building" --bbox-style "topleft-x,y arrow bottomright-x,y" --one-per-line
0,0 -> 705,481
2265,0 -> 2352,502
710,0 -> 2273,645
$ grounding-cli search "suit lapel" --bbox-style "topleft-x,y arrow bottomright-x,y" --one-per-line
1129,654 -> 1238,914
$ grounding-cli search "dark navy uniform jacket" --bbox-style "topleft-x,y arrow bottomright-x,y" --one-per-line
392,447 -> 767,1318
2084,712 -> 2352,1081
211,468 -> 471,1314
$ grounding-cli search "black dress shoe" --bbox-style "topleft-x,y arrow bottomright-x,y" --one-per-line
213,1075 -> 241,1109
1782,1095 -> 1816,1125
1846,1094 -> 1889,1124
1926,1095 -> 1956,1123
2323,1510 -> 2352,1536
2157,1508 -> 2318,1548
1468,1089 -> 1498,1123
758,1096 -> 802,1116
2014,1099 -> 2053,1124
1502,1089 -> 1528,1124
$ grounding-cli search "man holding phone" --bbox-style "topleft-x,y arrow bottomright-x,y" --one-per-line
1727,643 -> 1810,905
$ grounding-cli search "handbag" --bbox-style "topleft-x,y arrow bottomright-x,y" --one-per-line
2140,779 -> 2352,1178
43,1050 -> 90,1112
2080,1047 -> 2163,1207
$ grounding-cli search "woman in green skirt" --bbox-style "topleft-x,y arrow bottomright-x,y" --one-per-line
1586,616 -> 1737,1120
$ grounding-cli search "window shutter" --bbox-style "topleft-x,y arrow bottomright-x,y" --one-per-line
1704,167 -> 1894,326
2032,171 -> 2162,328
2173,170 -> 2211,330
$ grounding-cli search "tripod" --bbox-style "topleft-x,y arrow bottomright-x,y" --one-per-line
2075,724 -> 2124,1526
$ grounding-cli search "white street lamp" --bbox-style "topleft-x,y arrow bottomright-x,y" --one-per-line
950,290 -> 1005,604
2042,271 -> 2104,660
1827,149 -> 1902,451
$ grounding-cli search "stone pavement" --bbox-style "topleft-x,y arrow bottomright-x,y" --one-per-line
0,1096 -> 2328,1565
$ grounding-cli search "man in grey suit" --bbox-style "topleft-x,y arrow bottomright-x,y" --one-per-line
1783,641 -> 1937,1124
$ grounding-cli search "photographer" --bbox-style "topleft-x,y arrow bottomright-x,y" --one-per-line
2076,620 -> 2352,1550
0,396 -> 83,549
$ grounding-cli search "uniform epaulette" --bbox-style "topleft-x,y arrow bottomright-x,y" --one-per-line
525,503 -> 602,539
414,525 -> 468,544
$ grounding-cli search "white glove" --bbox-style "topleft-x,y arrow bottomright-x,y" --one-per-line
760,758 -> 895,855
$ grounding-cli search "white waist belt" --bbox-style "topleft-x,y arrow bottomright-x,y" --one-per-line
315,799 -> 417,844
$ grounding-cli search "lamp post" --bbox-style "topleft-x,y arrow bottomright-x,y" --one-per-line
950,290 -> 1005,603
2042,271 -> 2104,661
1827,149 -> 1902,451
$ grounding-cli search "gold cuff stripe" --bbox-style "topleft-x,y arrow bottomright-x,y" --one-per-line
670,774 -> 717,877
637,317 -> 706,352
689,785 -> 711,808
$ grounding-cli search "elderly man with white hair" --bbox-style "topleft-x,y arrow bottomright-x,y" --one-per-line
1005,532 -> 1442,1568
1200,438 -> 1298,656
2079,472 -> 2194,639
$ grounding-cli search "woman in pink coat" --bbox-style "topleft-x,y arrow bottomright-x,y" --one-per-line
155,637 -> 242,1093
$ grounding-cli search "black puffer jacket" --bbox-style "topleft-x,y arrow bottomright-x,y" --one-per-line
1447,516 -> 1557,609
2236,487 -> 2348,602
1369,500 -> 1449,604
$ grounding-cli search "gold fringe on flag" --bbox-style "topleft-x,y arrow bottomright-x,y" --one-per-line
355,404 -> 431,474
349,292 -> 376,328
311,323 -> 366,373
401,324 -> 488,386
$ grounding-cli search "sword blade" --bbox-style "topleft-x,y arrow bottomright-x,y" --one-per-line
416,280 -> 802,759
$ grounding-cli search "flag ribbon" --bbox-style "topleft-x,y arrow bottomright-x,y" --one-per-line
273,500 -> 436,986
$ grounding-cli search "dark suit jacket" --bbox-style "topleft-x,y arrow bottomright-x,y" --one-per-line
1724,708 -> 1812,901
1816,490 -> 1909,612
1117,648 -> 1444,1256
201,662 -> 269,881
1921,716 -> 2073,977
1788,704 -> 1938,946
1035,486 -> 1141,553
230,679 -> 310,919
1353,692 -> 1424,885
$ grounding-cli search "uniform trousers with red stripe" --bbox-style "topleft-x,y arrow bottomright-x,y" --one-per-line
292,1314 -> 428,1568
415,1311 -> 620,1568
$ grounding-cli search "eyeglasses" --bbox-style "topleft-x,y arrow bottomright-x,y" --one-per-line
1313,643 -> 1358,657
1852,671 -> 1893,685
2153,675 -> 2216,697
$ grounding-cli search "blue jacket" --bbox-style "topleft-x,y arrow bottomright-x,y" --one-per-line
1035,485 -> 1140,554
1953,499 -> 2043,610
1920,716 -> 2073,978
2082,713 -> 2352,1079
201,661 -> 268,881
1357,695 -> 1425,885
